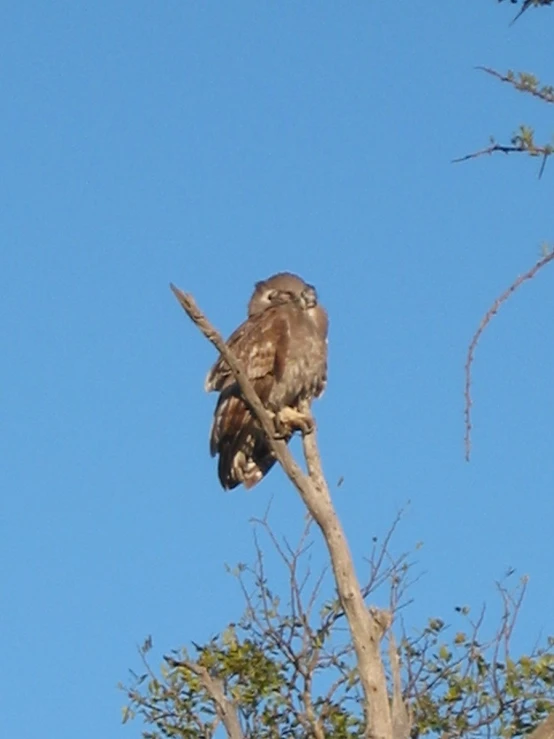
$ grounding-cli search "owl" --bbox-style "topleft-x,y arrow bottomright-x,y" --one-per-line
205,272 -> 328,490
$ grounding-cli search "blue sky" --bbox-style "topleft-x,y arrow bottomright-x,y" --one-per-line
2,2 -> 553,737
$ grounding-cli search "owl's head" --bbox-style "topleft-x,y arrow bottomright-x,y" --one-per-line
248,272 -> 318,316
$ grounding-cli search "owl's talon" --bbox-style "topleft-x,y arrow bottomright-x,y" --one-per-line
273,422 -> 289,441
270,412 -> 287,440
276,407 -> 314,436
296,400 -> 314,435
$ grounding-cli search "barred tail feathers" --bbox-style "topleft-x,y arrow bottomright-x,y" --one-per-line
210,393 -> 277,490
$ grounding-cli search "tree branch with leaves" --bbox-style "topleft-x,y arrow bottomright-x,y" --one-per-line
122,517 -> 554,738
457,9 -> 554,459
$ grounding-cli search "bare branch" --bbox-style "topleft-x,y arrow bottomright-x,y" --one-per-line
169,284 -> 301,482
171,283 -> 393,739
453,142 -> 529,163
165,656 -> 244,739
510,0 -> 533,24
463,250 -> 554,461
389,632 -> 411,739
505,0 -> 554,25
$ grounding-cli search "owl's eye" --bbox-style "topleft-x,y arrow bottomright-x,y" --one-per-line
267,290 -> 280,302
301,286 -> 317,307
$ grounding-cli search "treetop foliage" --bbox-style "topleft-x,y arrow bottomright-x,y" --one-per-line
122,520 -> 554,738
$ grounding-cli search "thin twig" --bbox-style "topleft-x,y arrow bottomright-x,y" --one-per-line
476,66 -> 554,104
463,251 -> 554,461
452,142 -> 552,165
507,0 -> 554,26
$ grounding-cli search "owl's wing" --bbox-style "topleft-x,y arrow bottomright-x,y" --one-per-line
206,308 -> 291,490
205,308 -> 289,393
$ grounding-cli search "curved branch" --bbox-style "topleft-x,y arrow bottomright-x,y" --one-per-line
170,283 -> 394,739
463,250 -> 554,461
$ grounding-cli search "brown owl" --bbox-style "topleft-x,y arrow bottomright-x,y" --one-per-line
205,272 -> 328,490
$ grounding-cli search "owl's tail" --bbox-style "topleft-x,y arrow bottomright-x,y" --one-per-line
218,431 -> 277,490
210,392 -> 286,490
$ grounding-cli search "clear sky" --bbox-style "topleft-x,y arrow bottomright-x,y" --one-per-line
2,2 -> 553,737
